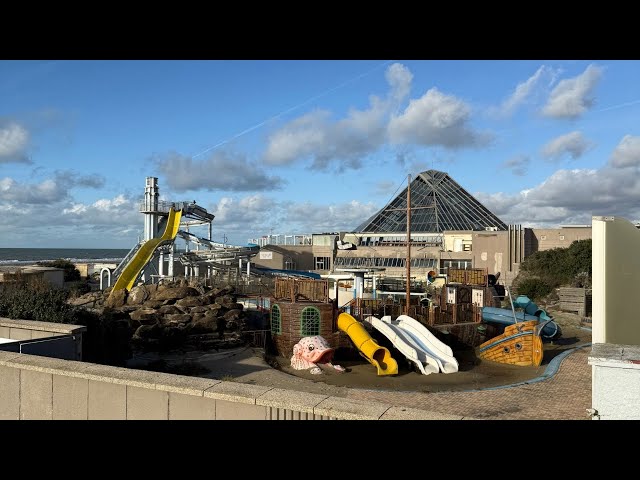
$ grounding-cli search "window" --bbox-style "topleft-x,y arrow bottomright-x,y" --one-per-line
559,235 -> 565,240
300,307 -> 321,336
442,259 -> 473,272
314,256 -> 331,270
540,235 -> 547,240
270,305 -> 281,335
284,259 -> 295,270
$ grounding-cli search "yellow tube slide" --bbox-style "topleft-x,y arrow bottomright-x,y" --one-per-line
337,313 -> 398,376
111,208 -> 183,294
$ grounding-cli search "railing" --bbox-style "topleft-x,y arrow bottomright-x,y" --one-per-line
241,330 -> 270,349
343,298 -> 482,327
274,278 -> 329,303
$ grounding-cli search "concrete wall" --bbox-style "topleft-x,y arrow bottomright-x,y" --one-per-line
589,344 -> 640,420
470,231 -> 508,276
0,318 -> 86,361
592,216 -> 640,345
0,350 -> 466,420
531,226 -> 591,251
252,245 -> 314,271
443,231 -> 473,252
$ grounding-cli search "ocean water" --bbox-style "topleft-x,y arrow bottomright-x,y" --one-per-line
0,248 -> 131,266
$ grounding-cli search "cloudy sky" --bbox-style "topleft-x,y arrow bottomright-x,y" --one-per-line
1,60 -> 639,248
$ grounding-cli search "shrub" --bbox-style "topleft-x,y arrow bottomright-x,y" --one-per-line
519,239 -> 591,288
0,276 -> 77,323
515,277 -> 552,301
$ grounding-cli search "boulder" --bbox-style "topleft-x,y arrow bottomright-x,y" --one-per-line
129,308 -> 160,325
105,288 -> 127,308
176,296 -> 205,307
161,313 -> 192,325
191,313 -> 205,323
133,323 -> 162,339
159,305 -> 183,315
204,309 -> 219,320
215,294 -> 235,306
191,317 -> 219,334
142,300 -> 164,309
223,309 -> 243,321
153,287 -> 200,301
189,306 -> 208,314
127,285 -> 150,305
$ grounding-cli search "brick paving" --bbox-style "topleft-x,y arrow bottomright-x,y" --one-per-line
345,347 -> 592,420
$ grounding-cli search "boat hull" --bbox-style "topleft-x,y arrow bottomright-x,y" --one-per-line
477,320 -> 543,367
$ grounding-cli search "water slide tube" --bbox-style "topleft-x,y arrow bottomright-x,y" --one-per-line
110,208 -> 183,294
387,315 -> 459,373
337,313 -> 398,376
364,316 -> 439,375
481,304 -> 560,339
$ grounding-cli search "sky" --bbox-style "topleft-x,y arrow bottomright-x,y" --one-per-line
1,59 -> 640,249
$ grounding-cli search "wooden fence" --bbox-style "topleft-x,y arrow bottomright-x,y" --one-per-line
273,278 -> 330,303
558,287 -> 591,317
344,298 -> 481,327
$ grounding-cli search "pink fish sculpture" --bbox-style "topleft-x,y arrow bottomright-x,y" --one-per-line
290,336 -> 346,374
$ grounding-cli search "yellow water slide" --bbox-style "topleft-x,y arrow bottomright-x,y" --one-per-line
110,208 -> 183,294
337,312 -> 398,376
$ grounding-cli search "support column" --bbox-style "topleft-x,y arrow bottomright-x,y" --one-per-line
168,243 -> 174,278
354,272 -> 365,299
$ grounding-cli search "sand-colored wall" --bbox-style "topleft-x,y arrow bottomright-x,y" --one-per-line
0,350 -> 465,420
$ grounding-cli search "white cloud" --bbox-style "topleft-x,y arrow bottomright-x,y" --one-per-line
493,65 -> 560,117
502,155 -> 530,176
541,131 -> 593,161
541,64 -> 603,119
0,171 -> 105,205
263,62 -> 413,170
609,134 -> 640,168
205,195 -> 379,243
155,150 -> 286,192
476,165 -> 640,226
0,121 -> 30,163
388,87 -> 492,148
283,200 -> 379,232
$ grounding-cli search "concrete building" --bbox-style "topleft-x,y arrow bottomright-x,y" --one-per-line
0,266 -> 65,289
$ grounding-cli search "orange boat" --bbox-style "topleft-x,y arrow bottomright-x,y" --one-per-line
477,320 -> 549,367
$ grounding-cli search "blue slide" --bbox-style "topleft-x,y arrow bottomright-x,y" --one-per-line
481,296 -> 560,339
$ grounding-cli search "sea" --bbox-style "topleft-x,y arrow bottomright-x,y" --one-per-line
0,248 -> 131,266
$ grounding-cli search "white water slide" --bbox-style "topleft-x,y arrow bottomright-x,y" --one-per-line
364,316 -> 439,375
365,315 -> 459,374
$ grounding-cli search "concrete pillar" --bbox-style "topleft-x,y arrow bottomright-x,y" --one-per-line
159,252 -> 164,277
354,272 -> 365,299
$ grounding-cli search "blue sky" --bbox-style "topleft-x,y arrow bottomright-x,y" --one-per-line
1,60 -> 639,248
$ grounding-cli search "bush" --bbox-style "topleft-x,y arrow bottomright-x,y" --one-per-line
0,276 -> 77,323
515,277 -> 552,301
520,239 -> 591,288
36,258 -> 81,282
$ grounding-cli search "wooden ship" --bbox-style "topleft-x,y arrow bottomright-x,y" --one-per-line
477,319 -> 551,367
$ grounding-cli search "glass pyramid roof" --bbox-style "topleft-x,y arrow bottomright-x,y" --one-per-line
355,170 -> 507,233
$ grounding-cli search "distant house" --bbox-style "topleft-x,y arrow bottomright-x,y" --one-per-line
0,266 -> 65,289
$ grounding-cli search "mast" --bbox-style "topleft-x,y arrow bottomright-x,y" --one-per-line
405,174 -> 411,315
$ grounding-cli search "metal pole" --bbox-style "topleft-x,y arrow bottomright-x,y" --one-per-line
405,174 -> 411,315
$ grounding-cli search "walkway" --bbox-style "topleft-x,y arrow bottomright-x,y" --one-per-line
346,346 -> 592,420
